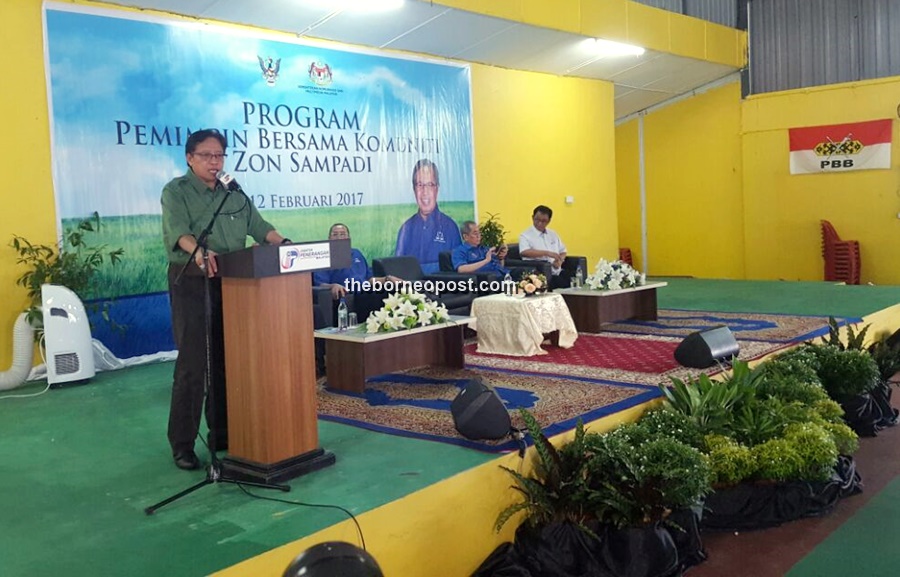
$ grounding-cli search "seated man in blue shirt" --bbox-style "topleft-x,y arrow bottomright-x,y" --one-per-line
314,223 -> 400,320
394,159 -> 462,273
451,221 -> 509,278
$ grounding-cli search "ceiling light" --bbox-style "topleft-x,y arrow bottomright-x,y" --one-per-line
583,38 -> 645,57
301,0 -> 405,12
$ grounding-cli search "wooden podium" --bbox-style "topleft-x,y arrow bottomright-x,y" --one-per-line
215,239 -> 350,483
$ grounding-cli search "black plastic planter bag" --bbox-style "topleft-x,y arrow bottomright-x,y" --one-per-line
840,393 -> 884,437
701,456 -> 863,531
472,520 -> 689,577
871,381 -> 899,428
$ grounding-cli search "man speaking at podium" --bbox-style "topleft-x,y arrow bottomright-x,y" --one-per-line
161,128 -> 291,471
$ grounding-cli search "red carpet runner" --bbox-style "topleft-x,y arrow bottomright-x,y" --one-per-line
464,334 -> 681,373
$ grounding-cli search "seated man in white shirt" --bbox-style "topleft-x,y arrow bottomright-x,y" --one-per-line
518,205 -> 573,289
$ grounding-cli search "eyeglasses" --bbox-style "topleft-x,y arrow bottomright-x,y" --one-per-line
193,152 -> 227,161
414,182 -> 437,191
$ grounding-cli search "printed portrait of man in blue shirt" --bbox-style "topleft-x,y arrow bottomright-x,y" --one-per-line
394,158 -> 461,273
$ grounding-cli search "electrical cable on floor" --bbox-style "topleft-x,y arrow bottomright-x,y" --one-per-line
236,483 -> 367,551
0,381 -> 51,400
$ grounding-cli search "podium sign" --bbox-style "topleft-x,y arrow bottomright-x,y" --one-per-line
278,242 -> 333,273
217,239 -> 350,483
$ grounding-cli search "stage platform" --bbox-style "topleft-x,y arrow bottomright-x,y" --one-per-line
2,279 -> 899,577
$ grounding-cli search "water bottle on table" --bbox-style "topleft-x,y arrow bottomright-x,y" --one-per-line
337,297 -> 349,330
574,266 -> 584,289
503,272 -> 514,296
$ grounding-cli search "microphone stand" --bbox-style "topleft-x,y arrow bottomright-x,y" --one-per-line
146,187 -> 290,515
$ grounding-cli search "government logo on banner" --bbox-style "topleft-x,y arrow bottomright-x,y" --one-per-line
789,119 -> 893,174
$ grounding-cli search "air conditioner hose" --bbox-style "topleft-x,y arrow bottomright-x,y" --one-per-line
0,313 -> 35,390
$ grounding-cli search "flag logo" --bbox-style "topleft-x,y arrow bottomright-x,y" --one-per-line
813,138 -> 862,156
789,119 -> 892,174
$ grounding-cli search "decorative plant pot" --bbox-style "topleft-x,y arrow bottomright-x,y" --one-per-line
871,380 -> 899,428
599,524 -> 679,577
702,456 -> 862,531
473,519 -> 690,577
840,391 -> 884,437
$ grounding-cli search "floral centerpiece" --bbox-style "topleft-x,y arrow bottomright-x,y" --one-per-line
585,258 -> 646,291
518,271 -> 548,296
365,290 -> 450,333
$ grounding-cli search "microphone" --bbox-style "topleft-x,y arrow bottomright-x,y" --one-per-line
216,170 -> 244,194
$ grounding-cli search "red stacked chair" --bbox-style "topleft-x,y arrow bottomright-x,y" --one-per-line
619,247 -> 634,266
820,220 -> 861,284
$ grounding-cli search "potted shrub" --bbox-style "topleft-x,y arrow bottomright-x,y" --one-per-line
478,212 -> 505,250
803,345 -> 882,436
659,356 -> 862,530
476,410 -> 710,577
10,212 -> 124,338
866,330 -> 900,428
818,317 -> 899,430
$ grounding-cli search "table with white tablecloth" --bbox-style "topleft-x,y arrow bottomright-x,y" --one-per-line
469,292 -> 577,356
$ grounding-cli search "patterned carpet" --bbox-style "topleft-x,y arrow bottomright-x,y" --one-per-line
317,365 -> 658,452
317,311 -> 848,451
602,309 -> 858,343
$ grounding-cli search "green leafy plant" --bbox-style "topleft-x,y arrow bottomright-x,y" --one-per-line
821,421 -> 859,455
731,398 -> 788,446
808,345 -> 880,400
495,410 -> 710,533
750,438 -> 803,482
478,212 -> 506,250
495,411 -> 591,532
821,316 -> 869,350
659,361 -> 759,434
703,434 -> 756,487
867,330 -> 900,382
782,423 -> 839,482
10,212 -> 124,333
812,398 -> 845,424
581,432 -> 711,529
758,358 -> 827,404
628,408 -> 705,450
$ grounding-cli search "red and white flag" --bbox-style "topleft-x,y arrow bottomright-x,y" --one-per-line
789,119 -> 893,174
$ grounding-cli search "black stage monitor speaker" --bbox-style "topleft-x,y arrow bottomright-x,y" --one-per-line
674,325 -> 740,368
451,379 -> 511,440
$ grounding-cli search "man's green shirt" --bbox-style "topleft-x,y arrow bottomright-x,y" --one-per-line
161,170 -> 275,265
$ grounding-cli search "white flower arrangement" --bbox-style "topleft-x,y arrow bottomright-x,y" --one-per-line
365,290 -> 450,333
585,258 -> 646,291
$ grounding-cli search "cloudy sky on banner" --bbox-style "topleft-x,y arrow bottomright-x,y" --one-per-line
45,6 -> 475,218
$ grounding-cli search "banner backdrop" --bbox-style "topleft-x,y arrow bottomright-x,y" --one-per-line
43,4 -> 476,357
789,119 -> 893,174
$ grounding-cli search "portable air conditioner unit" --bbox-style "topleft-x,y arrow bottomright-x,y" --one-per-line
41,284 -> 95,386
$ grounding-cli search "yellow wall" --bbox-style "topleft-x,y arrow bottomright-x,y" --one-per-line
614,120 -> 643,269
615,76 -> 900,285
616,81 -> 745,278
742,77 -> 900,284
472,65 -> 619,265
0,1 -> 621,371
0,0 -> 57,368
